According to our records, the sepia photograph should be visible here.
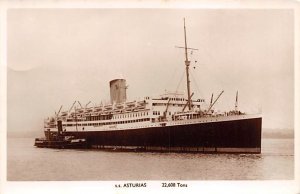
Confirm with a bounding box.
[0,2,298,194]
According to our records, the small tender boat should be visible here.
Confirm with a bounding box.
[34,121,89,149]
[34,135,88,149]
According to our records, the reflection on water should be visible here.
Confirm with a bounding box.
[7,138,293,180]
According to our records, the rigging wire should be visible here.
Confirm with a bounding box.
[163,64,179,93]
[190,68,204,99]
[162,47,186,93]
[175,70,186,94]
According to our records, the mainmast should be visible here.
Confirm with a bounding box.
[184,18,192,111]
[235,90,239,112]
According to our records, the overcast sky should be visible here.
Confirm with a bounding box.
[7,9,294,135]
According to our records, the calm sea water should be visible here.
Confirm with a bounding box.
[7,138,294,181]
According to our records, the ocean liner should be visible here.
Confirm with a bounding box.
[35,19,262,153]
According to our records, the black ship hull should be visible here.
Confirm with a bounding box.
[58,117,262,153]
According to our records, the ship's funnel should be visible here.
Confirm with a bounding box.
[109,79,127,104]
